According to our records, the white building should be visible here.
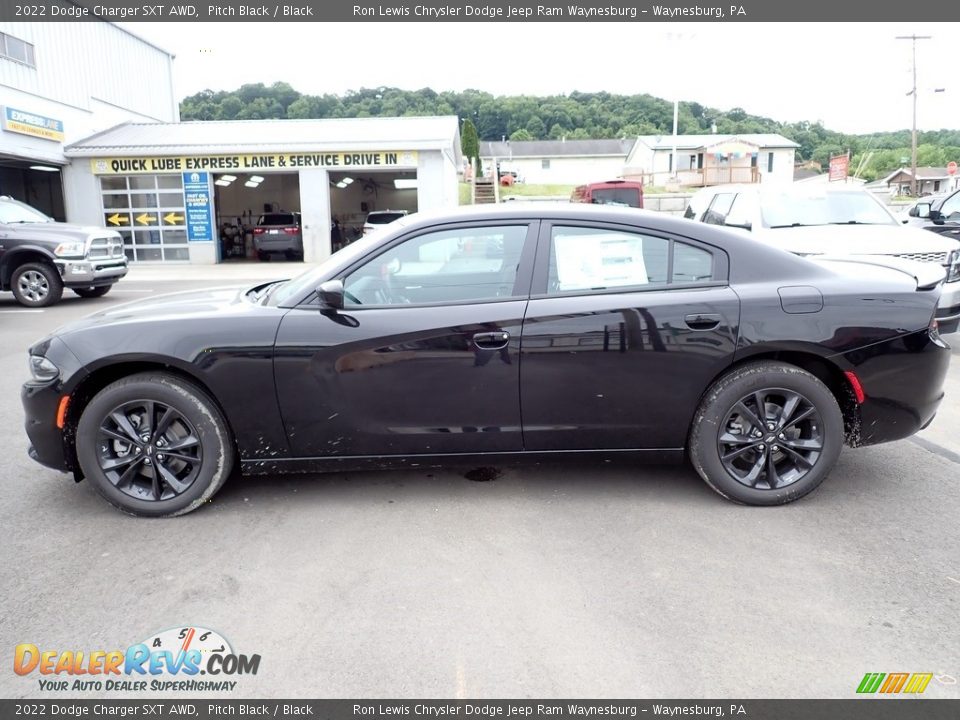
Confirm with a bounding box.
[480,139,636,185]
[0,22,178,219]
[625,134,799,187]
[63,116,462,264]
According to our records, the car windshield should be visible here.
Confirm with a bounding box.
[268,215,413,305]
[0,199,52,223]
[591,188,641,207]
[761,191,896,228]
[258,213,297,226]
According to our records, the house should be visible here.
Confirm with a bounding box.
[479,139,635,185]
[624,134,799,187]
[878,167,959,197]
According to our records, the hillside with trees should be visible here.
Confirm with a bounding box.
[180,83,960,181]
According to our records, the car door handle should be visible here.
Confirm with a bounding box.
[473,331,510,349]
[684,313,721,331]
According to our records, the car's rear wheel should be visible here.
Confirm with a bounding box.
[75,372,234,517]
[11,262,63,308]
[257,251,270,262]
[689,362,843,505]
[73,285,112,298]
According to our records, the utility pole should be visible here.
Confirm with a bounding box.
[896,34,932,197]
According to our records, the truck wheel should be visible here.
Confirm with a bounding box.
[11,262,64,308]
[73,285,112,298]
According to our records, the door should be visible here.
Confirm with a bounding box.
[520,221,740,451]
[274,221,538,458]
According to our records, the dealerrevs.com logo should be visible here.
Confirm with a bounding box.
[14,626,261,692]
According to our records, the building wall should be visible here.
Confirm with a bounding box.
[480,155,626,185]
[0,22,176,171]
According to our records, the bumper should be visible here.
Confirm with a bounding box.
[936,279,960,333]
[56,259,128,287]
[254,235,302,253]
[844,327,951,447]
[22,380,71,473]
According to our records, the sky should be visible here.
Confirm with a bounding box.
[121,22,958,135]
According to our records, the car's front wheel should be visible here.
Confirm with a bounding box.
[73,285,112,298]
[75,372,234,517]
[11,262,64,308]
[689,361,843,505]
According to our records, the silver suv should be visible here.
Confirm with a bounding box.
[684,184,960,333]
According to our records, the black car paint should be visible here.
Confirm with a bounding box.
[22,205,949,480]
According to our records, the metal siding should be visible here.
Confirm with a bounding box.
[0,21,174,121]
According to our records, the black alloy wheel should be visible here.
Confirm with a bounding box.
[76,372,234,517]
[717,388,823,490]
[688,361,843,506]
[96,399,203,502]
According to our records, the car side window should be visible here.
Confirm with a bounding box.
[724,192,756,229]
[703,193,735,225]
[342,225,527,306]
[940,192,960,221]
[547,226,715,294]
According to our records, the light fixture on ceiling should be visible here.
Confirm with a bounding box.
[29,165,60,172]
[335,181,348,189]
[244,180,259,188]
[220,174,237,182]
[394,179,418,190]
[249,175,264,183]
[341,177,354,185]
[214,179,232,187]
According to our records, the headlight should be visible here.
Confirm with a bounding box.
[947,249,960,283]
[28,355,60,382]
[53,241,86,258]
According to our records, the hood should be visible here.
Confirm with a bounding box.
[56,285,255,336]
[10,221,121,244]
[757,224,960,258]
[811,255,946,290]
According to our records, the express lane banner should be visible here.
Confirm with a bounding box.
[90,152,419,175]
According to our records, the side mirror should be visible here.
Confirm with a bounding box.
[915,203,932,219]
[317,279,344,310]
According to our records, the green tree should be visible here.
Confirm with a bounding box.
[509,128,533,141]
[461,118,481,175]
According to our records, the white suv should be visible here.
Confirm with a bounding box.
[684,184,960,333]
[362,209,409,236]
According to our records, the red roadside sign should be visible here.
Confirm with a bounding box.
[948,161,957,175]
[828,153,850,182]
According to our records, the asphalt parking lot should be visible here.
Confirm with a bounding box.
[1,274,959,700]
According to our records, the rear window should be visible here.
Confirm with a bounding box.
[589,188,641,207]
[258,213,298,226]
[367,212,406,225]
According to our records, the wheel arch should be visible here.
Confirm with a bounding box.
[63,360,240,480]
[699,348,861,447]
[1,247,57,288]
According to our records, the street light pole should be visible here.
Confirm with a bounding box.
[896,34,932,197]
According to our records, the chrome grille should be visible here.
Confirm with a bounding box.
[893,251,948,264]
[88,236,124,260]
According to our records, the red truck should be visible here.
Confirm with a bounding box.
[570,179,644,208]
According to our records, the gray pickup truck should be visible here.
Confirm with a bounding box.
[0,196,127,307]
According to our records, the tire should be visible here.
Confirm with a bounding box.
[11,262,64,308]
[75,372,234,517]
[257,251,271,262]
[688,361,843,506]
[73,285,112,299]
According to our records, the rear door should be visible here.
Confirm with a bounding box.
[520,220,740,451]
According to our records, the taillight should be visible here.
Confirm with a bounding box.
[283,227,298,235]
[253,228,265,235]
[844,370,866,404]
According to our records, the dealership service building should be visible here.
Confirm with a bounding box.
[1,22,462,264]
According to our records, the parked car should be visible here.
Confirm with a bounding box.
[253,211,302,261]
[362,209,408,236]
[0,196,127,308]
[900,189,960,240]
[684,184,960,333]
[570,179,644,208]
[22,204,949,516]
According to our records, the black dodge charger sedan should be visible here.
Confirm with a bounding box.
[22,204,951,516]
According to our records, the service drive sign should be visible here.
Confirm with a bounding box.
[828,153,849,182]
